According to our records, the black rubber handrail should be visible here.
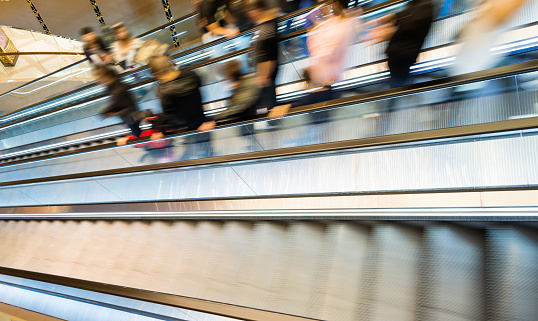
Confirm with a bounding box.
[0,0,407,127]
[0,266,319,321]
[1,59,537,183]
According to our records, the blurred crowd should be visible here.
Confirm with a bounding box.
[78,0,530,151]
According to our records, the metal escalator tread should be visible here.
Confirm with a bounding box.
[0,218,536,321]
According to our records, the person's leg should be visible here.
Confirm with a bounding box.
[387,57,414,112]
[388,58,412,89]
[254,83,278,114]
[246,83,278,148]
[305,88,334,144]
[264,82,279,133]
[309,88,335,125]
[129,120,142,137]
[267,82,277,111]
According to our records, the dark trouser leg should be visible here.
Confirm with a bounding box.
[260,83,278,130]
[388,58,413,89]
[387,57,415,112]
[305,89,335,145]
[256,83,277,113]
[128,121,142,137]
[309,88,335,125]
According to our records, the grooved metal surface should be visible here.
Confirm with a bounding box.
[0,220,537,320]
[2,130,538,206]
[1,55,538,182]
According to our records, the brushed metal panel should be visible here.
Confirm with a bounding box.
[418,226,485,321]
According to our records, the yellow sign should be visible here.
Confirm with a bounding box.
[0,27,18,66]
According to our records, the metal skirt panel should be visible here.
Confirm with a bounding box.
[0,274,239,321]
[1,84,537,183]
[1,132,538,206]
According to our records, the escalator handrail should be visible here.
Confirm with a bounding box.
[0,0,334,115]
[0,52,85,56]
[0,0,407,126]
[0,9,201,102]
[0,266,319,321]
[1,59,537,182]
[137,11,200,39]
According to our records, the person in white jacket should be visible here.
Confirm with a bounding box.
[451,0,529,78]
[111,22,143,71]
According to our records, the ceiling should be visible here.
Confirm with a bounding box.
[0,0,196,40]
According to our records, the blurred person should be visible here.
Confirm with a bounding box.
[80,27,112,65]
[269,0,357,119]
[94,66,144,146]
[268,70,334,145]
[198,0,244,83]
[269,69,332,118]
[111,22,143,71]
[227,0,253,31]
[368,0,434,89]
[246,0,280,115]
[213,59,261,123]
[148,57,215,159]
[451,0,529,78]
[199,0,240,42]
[306,0,357,87]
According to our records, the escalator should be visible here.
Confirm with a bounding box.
[3,0,538,156]
[0,0,406,151]
[0,60,536,187]
[0,203,537,320]
[1,3,538,320]
[0,267,307,321]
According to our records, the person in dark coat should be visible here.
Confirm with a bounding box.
[213,59,261,123]
[94,66,143,145]
[369,0,434,88]
[147,56,215,159]
[80,27,112,65]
